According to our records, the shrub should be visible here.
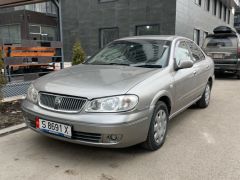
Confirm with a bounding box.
[72,41,86,66]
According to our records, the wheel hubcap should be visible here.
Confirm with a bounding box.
[154,110,167,144]
[205,84,211,105]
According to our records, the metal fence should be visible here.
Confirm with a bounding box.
[1,81,31,98]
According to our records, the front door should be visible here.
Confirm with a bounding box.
[172,41,197,112]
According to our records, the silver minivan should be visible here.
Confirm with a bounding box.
[203,26,240,79]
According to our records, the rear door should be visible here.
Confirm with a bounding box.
[202,35,238,66]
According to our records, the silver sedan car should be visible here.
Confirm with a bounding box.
[22,36,214,150]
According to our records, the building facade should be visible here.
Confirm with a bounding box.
[61,0,237,61]
[176,0,235,46]
[0,1,59,44]
[0,0,237,62]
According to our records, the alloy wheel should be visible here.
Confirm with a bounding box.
[153,110,167,145]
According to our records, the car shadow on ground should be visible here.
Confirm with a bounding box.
[26,107,197,160]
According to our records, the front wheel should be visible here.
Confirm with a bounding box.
[142,101,168,151]
[196,82,211,108]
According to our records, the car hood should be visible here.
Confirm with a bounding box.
[34,64,160,99]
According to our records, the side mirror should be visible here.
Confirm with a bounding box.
[176,60,193,70]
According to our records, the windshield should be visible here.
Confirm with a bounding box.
[85,39,171,68]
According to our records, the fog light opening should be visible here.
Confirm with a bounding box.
[104,134,123,143]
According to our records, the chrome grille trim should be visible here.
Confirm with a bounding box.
[38,92,87,113]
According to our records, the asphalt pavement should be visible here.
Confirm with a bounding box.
[0,76,240,180]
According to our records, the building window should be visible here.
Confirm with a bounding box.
[14,1,57,15]
[99,28,119,48]
[228,9,231,24]
[203,31,208,42]
[0,24,21,44]
[205,0,210,11]
[193,29,200,46]
[136,24,160,36]
[213,0,217,16]
[195,0,202,6]
[223,6,227,22]
[29,24,57,41]
[41,26,57,41]
[219,2,222,19]
[29,24,41,34]
[46,1,57,14]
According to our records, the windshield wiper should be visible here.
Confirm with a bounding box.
[84,63,130,66]
[132,64,162,68]
[104,63,130,66]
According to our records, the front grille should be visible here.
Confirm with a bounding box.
[39,92,87,113]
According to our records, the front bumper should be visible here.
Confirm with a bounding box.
[22,100,151,148]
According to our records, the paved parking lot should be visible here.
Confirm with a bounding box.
[0,77,240,180]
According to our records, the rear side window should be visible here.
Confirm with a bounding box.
[203,37,237,48]
[187,41,205,62]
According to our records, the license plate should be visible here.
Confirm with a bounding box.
[213,54,224,59]
[37,119,72,138]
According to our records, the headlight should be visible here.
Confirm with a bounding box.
[26,84,38,104]
[85,95,139,112]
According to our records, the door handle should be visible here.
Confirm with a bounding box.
[193,71,197,76]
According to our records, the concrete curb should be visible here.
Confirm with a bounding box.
[0,123,27,137]
[1,95,26,103]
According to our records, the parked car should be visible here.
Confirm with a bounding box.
[202,26,240,79]
[22,36,214,151]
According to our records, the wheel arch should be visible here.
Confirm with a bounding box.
[208,76,213,89]
[150,91,173,115]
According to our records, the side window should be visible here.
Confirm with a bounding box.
[175,41,192,65]
[187,41,205,62]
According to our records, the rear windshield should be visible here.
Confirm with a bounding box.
[203,36,237,48]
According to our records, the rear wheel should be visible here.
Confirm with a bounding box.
[197,82,211,108]
[143,101,168,151]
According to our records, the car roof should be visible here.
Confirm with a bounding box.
[117,35,189,42]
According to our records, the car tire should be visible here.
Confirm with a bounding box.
[197,81,211,108]
[142,101,168,151]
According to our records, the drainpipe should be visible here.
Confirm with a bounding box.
[52,0,64,69]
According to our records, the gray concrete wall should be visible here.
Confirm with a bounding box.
[61,0,176,61]
[175,0,235,46]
